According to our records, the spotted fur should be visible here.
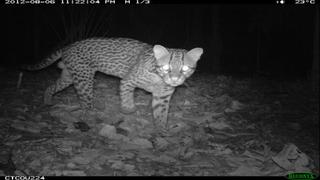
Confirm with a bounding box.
[24,38,203,128]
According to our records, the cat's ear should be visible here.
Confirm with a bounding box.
[153,45,169,59]
[187,48,203,62]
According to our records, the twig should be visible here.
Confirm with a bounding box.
[16,72,23,89]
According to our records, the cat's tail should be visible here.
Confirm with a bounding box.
[21,49,62,71]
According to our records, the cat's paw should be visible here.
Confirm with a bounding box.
[152,126,170,137]
[120,105,137,114]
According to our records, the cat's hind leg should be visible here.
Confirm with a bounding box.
[44,62,73,105]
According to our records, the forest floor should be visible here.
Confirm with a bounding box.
[0,67,319,176]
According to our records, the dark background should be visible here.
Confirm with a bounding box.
[2,4,318,79]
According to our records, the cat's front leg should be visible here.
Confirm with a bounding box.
[152,87,175,129]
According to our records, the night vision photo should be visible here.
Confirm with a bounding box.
[1,3,319,177]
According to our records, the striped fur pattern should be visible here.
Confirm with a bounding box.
[25,38,203,129]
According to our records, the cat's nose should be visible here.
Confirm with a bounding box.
[171,77,178,81]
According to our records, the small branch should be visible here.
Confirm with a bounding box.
[16,72,23,89]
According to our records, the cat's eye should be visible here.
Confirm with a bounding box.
[182,65,190,72]
[162,65,170,71]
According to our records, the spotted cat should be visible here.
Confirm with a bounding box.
[24,38,203,128]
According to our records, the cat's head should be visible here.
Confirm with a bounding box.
[153,45,203,87]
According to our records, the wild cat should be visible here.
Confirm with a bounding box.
[24,38,203,129]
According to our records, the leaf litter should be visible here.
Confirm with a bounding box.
[0,70,318,176]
